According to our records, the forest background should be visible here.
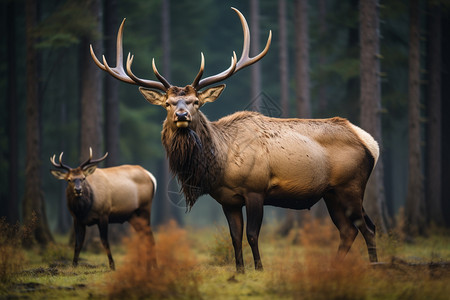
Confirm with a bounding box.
[0,0,449,246]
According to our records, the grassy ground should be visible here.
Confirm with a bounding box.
[1,220,450,299]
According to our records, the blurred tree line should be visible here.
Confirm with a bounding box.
[0,0,449,246]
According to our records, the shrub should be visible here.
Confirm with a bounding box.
[107,220,201,299]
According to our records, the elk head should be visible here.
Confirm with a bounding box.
[90,7,272,130]
[50,148,108,196]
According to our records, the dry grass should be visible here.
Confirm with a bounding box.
[1,216,449,299]
[0,218,27,286]
[267,217,450,300]
[106,220,201,299]
[208,226,237,266]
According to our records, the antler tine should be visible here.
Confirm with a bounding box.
[232,7,272,71]
[80,147,109,169]
[194,7,271,91]
[90,18,169,92]
[88,152,109,165]
[50,152,71,171]
[151,58,172,89]
[80,147,93,169]
[195,52,237,90]
[125,54,168,90]
[191,52,205,87]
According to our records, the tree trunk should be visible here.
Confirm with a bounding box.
[23,0,53,246]
[76,0,103,247]
[317,0,328,113]
[250,0,262,111]
[153,0,182,226]
[104,0,120,167]
[295,0,311,118]
[359,0,389,233]
[80,0,103,161]
[56,101,71,233]
[405,0,426,236]
[6,0,19,224]
[442,3,450,227]
[425,1,444,226]
[278,0,289,117]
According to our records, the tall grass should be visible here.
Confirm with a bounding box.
[208,226,236,266]
[0,218,27,286]
[106,220,201,299]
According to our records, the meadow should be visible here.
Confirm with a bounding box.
[1,218,450,299]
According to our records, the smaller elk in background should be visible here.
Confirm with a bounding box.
[50,148,157,270]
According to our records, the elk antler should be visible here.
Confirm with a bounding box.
[50,152,72,171]
[193,7,272,91]
[90,19,169,91]
[80,147,109,170]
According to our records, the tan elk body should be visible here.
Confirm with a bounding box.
[50,149,156,270]
[91,7,379,272]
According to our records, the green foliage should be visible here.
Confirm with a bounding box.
[320,58,360,82]
[35,0,100,49]
[119,102,163,165]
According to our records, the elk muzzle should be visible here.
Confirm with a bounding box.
[175,111,190,128]
[73,179,83,196]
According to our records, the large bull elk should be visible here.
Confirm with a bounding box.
[91,7,379,272]
[50,148,157,270]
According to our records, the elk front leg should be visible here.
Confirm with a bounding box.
[98,219,115,270]
[73,219,86,267]
[222,204,244,273]
[245,193,264,271]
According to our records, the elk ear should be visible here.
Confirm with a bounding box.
[198,84,226,106]
[51,170,67,180]
[82,165,97,177]
[139,87,166,106]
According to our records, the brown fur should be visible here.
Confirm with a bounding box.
[162,113,222,209]
[153,94,379,272]
[51,163,157,270]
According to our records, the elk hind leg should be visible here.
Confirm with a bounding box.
[324,193,358,262]
[245,193,264,271]
[355,208,377,262]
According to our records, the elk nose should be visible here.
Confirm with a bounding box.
[176,111,189,121]
[74,187,82,195]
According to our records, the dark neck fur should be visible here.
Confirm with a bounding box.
[66,183,93,220]
[162,113,222,210]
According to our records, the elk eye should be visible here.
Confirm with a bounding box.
[67,179,71,182]
[194,100,199,105]
[165,102,170,107]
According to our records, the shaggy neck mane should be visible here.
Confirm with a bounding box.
[67,183,93,220]
[162,113,221,210]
